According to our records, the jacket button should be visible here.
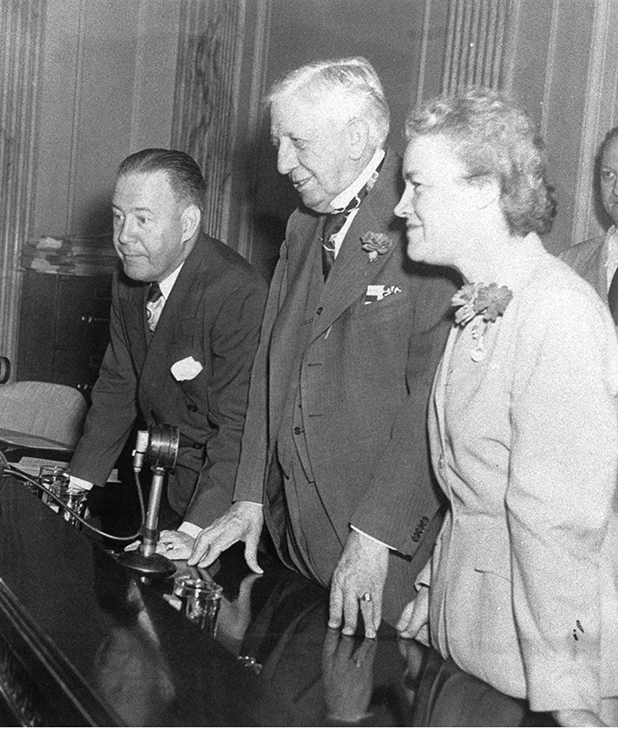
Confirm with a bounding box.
[293,426,303,435]
[187,403,198,412]
[316,307,323,315]
[192,442,202,449]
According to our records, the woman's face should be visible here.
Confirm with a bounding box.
[394,133,483,267]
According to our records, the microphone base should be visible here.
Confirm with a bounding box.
[116,550,176,578]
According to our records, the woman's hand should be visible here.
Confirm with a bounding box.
[552,709,606,726]
[396,585,429,640]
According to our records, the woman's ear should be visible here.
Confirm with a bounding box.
[473,176,501,210]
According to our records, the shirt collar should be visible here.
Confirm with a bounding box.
[328,148,385,212]
[158,262,184,299]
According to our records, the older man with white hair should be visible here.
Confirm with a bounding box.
[161,57,457,637]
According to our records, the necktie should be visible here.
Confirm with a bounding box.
[321,208,350,282]
[146,281,164,332]
[320,159,383,281]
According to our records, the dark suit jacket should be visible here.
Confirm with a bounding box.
[70,233,267,527]
[559,233,609,302]
[234,150,458,609]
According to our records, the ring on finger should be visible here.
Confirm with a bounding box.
[360,592,372,602]
[165,542,174,551]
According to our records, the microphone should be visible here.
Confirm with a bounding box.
[132,429,149,472]
[0,448,8,480]
[117,424,179,577]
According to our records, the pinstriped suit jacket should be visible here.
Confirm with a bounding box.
[234,149,458,619]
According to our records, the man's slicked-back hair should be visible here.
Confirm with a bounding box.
[117,148,206,212]
[266,56,390,147]
[405,87,556,236]
[599,125,618,159]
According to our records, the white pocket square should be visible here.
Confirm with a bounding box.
[171,356,203,381]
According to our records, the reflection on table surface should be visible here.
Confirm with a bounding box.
[0,475,555,726]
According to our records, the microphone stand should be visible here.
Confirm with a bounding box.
[116,424,179,577]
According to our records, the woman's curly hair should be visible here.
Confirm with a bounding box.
[405,87,557,236]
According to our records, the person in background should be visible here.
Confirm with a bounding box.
[560,125,618,327]
[69,148,267,533]
[394,87,618,727]
[160,57,457,638]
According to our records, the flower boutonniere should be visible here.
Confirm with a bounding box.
[361,232,392,262]
[451,282,513,361]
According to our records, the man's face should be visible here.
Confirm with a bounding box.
[112,170,193,282]
[395,134,480,267]
[270,89,360,213]
[600,137,618,227]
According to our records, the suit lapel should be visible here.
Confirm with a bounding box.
[587,240,609,300]
[140,240,208,383]
[270,215,323,355]
[119,277,149,371]
[311,150,403,341]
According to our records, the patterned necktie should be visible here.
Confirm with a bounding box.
[320,160,383,281]
[146,281,164,332]
[608,267,618,325]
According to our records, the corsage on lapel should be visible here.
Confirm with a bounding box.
[171,355,203,381]
[361,232,392,262]
[452,282,513,362]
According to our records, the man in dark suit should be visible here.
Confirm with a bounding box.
[560,125,618,325]
[162,58,456,636]
[69,149,267,533]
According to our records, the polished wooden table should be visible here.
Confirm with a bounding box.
[0,475,555,726]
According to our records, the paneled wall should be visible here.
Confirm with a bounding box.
[3,0,618,372]
[171,0,271,256]
[0,1,45,372]
[5,0,182,373]
[34,0,181,238]
[251,0,618,261]
[507,0,618,253]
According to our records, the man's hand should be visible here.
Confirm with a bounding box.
[217,572,262,655]
[124,529,195,560]
[187,501,264,572]
[322,629,376,723]
[328,530,389,638]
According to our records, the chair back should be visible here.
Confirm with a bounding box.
[0,381,87,449]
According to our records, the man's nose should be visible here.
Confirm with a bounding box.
[277,139,298,175]
[116,219,134,244]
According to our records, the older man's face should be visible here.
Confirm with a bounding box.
[270,89,360,213]
[601,137,618,227]
[112,170,194,282]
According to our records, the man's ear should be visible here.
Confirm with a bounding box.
[181,204,201,241]
[347,117,370,160]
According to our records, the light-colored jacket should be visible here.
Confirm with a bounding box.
[421,233,618,714]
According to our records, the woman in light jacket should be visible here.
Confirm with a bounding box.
[395,87,618,727]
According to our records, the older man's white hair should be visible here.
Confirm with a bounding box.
[266,57,390,148]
